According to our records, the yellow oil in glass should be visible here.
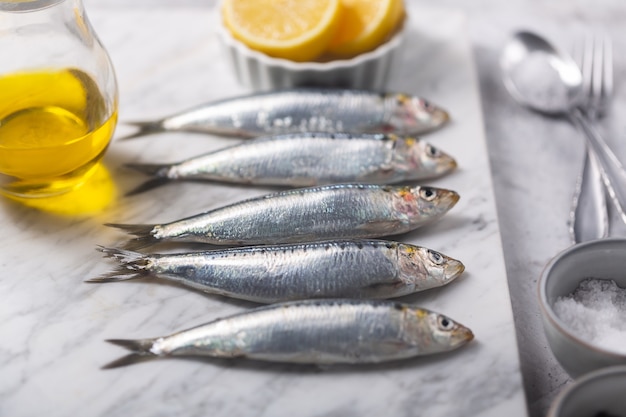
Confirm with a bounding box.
[5,162,117,216]
[0,68,117,198]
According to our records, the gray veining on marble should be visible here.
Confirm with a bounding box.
[0,3,529,417]
[3,0,625,416]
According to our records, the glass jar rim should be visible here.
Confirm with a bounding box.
[0,0,67,12]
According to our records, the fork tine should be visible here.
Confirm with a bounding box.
[571,35,583,68]
[581,32,594,106]
[592,34,602,103]
[602,32,613,106]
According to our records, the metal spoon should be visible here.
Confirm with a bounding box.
[500,30,626,242]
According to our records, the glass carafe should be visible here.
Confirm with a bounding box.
[0,0,118,198]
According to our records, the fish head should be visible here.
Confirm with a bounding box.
[385,94,449,135]
[394,186,459,223]
[404,309,474,353]
[426,311,474,351]
[392,136,457,178]
[397,245,465,289]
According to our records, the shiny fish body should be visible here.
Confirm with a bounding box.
[126,133,457,193]
[107,184,460,250]
[104,299,474,368]
[88,240,465,303]
[124,89,449,139]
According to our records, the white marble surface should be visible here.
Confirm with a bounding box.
[0,3,529,417]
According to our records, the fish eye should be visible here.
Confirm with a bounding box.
[426,144,440,157]
[437,316,454,331]
[419,187,437,201]
[428,250,444,265]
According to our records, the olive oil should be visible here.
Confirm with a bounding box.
[0,68,117,196]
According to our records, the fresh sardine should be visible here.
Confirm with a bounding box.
[126,133,457,195]
[87,240,465,303]
[122,89,449,139]
[106,184,460,250]
[103,299,474,368]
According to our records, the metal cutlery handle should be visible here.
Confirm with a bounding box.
[569,145,608,243]
[569,108,626,225]
[569,32,613,243]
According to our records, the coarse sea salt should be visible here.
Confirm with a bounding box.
[553,278,626,355]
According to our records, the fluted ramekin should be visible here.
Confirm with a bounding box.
[216,14,406,92]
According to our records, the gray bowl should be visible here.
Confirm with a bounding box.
[538,238,626,377]
[547,365,626,417]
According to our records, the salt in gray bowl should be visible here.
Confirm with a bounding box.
[538,238,626,377]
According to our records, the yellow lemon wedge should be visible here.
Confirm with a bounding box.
[327,0,404,58]
[222,0,343,62]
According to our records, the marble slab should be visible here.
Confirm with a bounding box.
[0,4,528,416]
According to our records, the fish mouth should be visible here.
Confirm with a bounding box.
[419,102,450,132]
[395,97,451,134]
[444,259,465,282]
[432,108,450,125]
[439,189,460,209]
[452,326,475,347]
[425,146,457,176]
[437,154,457,175]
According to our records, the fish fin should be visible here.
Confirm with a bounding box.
[118,120,166,140]
[364,279,406,291]
[85,270,145,283]
[124,163,174,196]
[101,353,156,369]
[85,246,150,283]
[120,239,158,251]
[96,245,145,263]
[125,163,172,178]
[358,220,403,234]
[104,223,157,237]
[125,178,171,197]
[102,338,158,369]
[104,223,159,250]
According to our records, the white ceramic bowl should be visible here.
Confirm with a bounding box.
[216,14,405,92]
[547,365,626,417]
[538,238,626,377]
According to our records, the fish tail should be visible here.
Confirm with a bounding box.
[104,223,159,250]
[85,246,150,283]
[125,163,173,196]
[85,268,145,283]
[97,245,145,263]
[126,178,171,196]
[102,338,159,369]
[126,163,172,178]
[118,120,166,140]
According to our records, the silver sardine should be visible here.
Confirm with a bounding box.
[123,89,449,139]
[87,240,465,303]
[106,184,460,250]
[103,299,474,368]
[126,133,457,195]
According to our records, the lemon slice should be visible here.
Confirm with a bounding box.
[327,0,404,58]
[222,0,342,62]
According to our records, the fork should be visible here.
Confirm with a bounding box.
[569,32,613,244]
